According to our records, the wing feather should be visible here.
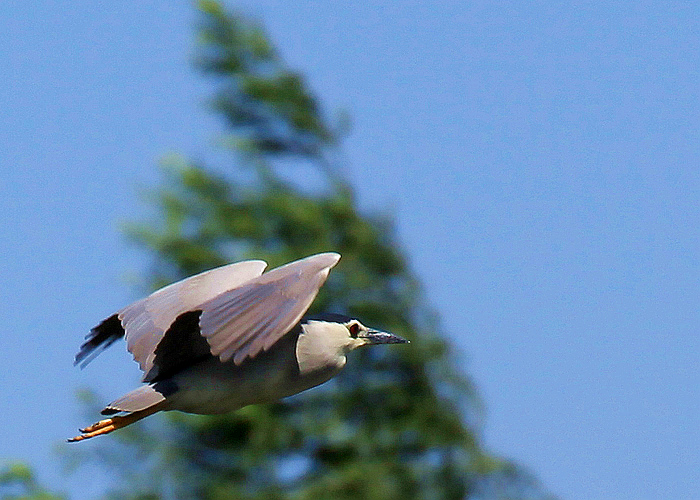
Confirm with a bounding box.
[118,260,267,375]
[199,252,340,365]
[77,253,339,377]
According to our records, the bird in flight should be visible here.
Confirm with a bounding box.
[70,252,408,442]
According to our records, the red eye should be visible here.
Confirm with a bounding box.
[349,323,360,338]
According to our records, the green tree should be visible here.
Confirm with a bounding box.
[0,463,64,500]
[73,2,554,499]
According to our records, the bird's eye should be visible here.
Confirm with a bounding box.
[348,322,360,338]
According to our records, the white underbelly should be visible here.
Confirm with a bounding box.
[165,350,343,415]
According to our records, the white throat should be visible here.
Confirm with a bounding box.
[295,321,351,376]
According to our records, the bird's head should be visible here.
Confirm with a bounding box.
[302,313,409,354]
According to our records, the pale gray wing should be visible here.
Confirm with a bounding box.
[199,252,341,365]
[119,260,267,374]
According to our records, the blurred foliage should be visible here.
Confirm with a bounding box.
[68,2,555,499]
[0,462,64,500]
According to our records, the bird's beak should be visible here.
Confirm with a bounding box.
[362,329,409,345]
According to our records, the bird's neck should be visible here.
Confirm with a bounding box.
[295,322,348,377]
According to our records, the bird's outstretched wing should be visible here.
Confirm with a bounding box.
[200,252,341,365]
[75,259,268,374]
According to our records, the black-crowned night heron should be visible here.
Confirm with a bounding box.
[69,253,408,442]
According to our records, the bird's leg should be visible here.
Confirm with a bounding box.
[68,404,162,442]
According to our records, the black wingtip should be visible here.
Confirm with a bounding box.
[74,314,125,367]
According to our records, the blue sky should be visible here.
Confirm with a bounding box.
[1,1,698,499]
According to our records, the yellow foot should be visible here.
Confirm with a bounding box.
[68,405,162,442]
[67,418,117,442]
